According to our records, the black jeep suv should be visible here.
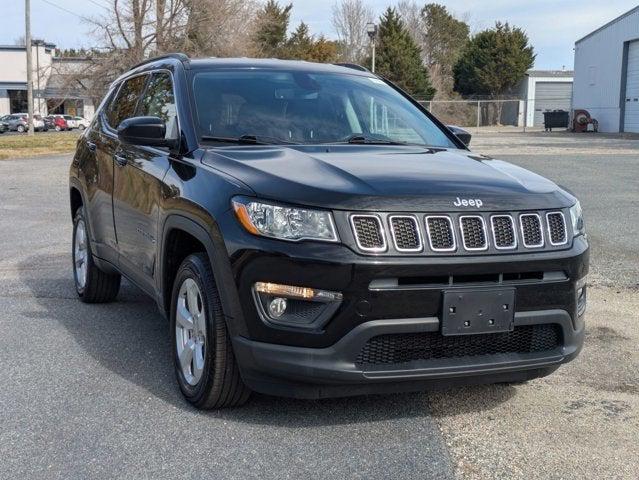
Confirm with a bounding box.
[69,54,588,409]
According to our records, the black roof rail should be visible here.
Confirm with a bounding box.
[130,53,190,70]
[333,62,369,72]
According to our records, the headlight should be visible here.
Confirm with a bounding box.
[569,201,585,237]
[232,197,338,242]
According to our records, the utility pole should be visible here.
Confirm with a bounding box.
[25,0,34,135]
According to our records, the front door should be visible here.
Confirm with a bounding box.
[112,71,178,292]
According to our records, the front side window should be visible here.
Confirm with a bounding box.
[139,72,178,139]
[106,74,147,129]
[192,70,455,148]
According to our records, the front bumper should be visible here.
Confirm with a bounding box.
[232,309,583,398]
[226,224,588,398]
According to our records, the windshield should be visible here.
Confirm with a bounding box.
[192,70,456,148]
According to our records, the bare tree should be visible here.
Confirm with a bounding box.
[331,0,373,63]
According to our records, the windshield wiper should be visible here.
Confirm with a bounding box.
[334,134,407,145]
[201,134,292,145]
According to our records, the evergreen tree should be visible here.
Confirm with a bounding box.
[373,8,435,99]
[285,22,339,63]
[254,0,293,57]
[453,22,535,97]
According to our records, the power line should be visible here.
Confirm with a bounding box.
[37,0,95,23]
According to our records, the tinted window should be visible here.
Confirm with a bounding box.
[139,72,178,139]
[192,70,455,148]
[106,74,147,128]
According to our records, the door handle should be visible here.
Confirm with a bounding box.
[86,141,96,152]
[114,154,128,167]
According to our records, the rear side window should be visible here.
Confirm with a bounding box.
[106,74,147,129]
[139,72,178,139]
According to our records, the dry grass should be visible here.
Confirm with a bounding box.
[0,132,80,160]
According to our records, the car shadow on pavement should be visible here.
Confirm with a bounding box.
[17,253,515,426]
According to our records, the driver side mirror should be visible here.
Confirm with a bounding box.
[117,116,176,149]
[447,125,472,147]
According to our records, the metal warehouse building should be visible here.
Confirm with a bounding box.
[519,70,574,128]
[573,6,639,133]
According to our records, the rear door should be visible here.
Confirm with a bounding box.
[112,71,177,292]
[85,74,148,262]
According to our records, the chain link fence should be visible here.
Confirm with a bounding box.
[417,97,575,131]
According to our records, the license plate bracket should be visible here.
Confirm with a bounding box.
[441,288,515,336]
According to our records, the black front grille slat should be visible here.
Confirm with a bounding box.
[351,215,386,252]
[547,212,567,245]
[491,215,516,249]
[460,216,487,250]
[356,324,562,366]
[520,214,544,248]
[390,216,421,251]
[426,216,455,251]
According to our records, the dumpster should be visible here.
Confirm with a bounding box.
[543,110,569,131]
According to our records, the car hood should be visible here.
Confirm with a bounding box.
[201,145,575,211]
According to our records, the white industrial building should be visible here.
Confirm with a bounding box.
[573,6,639,133]
[0,41,95,118]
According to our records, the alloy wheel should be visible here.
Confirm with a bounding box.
[74,220,88,289]
[175,278,207,386]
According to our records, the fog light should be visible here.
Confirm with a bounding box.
[268,297,287,318]
[252,282,343,330]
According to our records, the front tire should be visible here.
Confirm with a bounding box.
[170,253,250,409]
[72,207,121,303]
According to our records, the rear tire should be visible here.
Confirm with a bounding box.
[72,207,121,303]
[170,253,250,409]
[17,125,25,133]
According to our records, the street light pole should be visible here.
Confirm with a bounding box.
[366,22,377,73]
[25,0,34,135]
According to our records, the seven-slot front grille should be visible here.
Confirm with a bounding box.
[459,216,488,251]
[425,216,456,251]
[349,210,570,255]
[520,213,544,248]
[355,324,563,366]
[491,215,517,249]
[389,216,422,252]
[350,215,386,252]
[546,212,567,245]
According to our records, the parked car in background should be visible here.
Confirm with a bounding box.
[64,115,78,129]
[0,119,8,134]
[43,116,55,130]
[47,115,70,131]
[73,116,90,130]
[12,113,47,132]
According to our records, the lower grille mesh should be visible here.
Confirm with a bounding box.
[356,324,562,366]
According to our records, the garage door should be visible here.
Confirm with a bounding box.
[533,82,573,127]
[623,41,639,133]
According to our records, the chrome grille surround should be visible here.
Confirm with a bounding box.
[490,215,517,250]
[519,213,544,248]
[389,215,422,252]
[459,215,488,251]
[350,214,387,253]
[425,216,456,252]
[546,212,568,246]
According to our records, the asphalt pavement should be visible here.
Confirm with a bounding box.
[0,132,637,479]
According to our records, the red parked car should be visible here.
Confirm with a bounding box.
[46,115,69,131]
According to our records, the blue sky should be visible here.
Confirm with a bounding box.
[3,0,638,69]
